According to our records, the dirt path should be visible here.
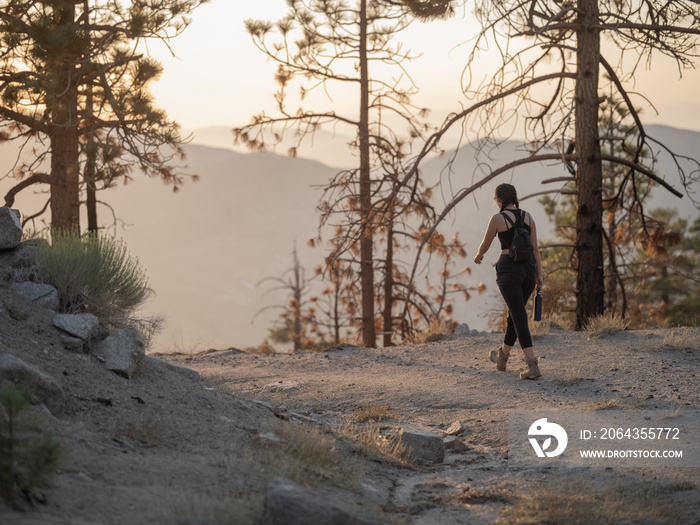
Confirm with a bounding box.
[161,327,700,524]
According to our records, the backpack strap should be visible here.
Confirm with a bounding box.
[501,211,515,228]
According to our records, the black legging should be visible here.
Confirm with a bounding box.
[496,254,537,349]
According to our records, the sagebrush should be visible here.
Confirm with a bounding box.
[35,230,153,327]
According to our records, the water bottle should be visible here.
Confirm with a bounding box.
[533,289,542,321]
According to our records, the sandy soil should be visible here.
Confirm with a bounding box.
[1,293,699,525]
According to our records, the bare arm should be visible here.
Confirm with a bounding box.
[474,214,500,265]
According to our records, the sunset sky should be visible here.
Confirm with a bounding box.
[146,1,700,143]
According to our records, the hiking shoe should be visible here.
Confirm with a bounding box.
[489,347,509,372]
[520,357,542,380]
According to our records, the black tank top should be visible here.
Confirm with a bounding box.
[498,209,531,250]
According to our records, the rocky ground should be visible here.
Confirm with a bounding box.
[1,273,699,525]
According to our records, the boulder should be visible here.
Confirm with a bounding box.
[0,207,22,250]
[399,429,445,463]
[91,328,145,379]
[10,282,59,311]
[53,313,104,342]
[262,478,360,525]
[453,323,471,337]
[0,353,64,416]
[444,420,466,436]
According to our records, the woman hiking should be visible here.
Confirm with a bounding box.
[473,183,543,379]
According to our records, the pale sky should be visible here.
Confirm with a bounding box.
[147,1,700,139]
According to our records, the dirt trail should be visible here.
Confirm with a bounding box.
[162,327,700,524]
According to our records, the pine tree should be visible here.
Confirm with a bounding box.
[235,0,442,347]
[0,0,207,231]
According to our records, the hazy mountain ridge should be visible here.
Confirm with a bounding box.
[0,125,697,350]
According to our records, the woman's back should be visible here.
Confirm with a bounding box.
[497,209,532,250]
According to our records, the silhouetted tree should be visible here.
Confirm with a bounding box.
[0,0,206,231]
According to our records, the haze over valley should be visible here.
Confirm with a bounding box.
[1,124,698,350]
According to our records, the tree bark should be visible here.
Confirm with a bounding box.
[359,0,376,347]
[49,1,81,231]
[574,0,605,329]
[383,209,394,347]
[85,87,98,234]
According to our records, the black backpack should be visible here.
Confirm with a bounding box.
[502,209,533,262]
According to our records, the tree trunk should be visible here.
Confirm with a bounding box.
[85,88,98,234]
[359,0,376,347]
[574,0,605,329]
[383,209,394,347]
[292,247,303,352]
[49,1,81,232]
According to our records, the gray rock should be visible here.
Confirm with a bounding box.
[444,435,469,453]
[53,313,105,342]
[262,478,361,525]
[453,323,470,336]
[0,207,22,250]
[444,420,466,436]
[91,328,145,379]
[60,334,87,353]
[251,399,275,412]
[400,429,445,463]
[10,282,59,311]
[256,432,286,445]
[470,329,480,336]
[0,353,64,416]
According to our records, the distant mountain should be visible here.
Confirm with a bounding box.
[0,125,697,350]
[189,125,358,170]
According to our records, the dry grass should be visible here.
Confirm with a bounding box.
[337,423,412,467]
[552,366,586,385]
[501,478,684,524]
[257,423,363,489]
[587,395,620,410]
[529,313,567,337]
[404,318,453,345]
[584,312,630,339]
[660,327,700,351]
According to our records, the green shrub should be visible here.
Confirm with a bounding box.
[0,384,61,506]
[35,229,152,326]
